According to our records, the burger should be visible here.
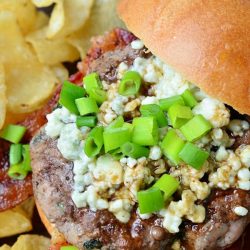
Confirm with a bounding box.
[31,0,250,249]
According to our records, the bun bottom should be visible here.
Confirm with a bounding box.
[36,201,66,246]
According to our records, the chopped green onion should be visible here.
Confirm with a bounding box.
[8,163,28,180]
[9,144,22,165]
[181,90,197,108]
[118,71,141,96]
[132,117,158,146]
[179,142,209,169]
[137,187,164,214]
[76,116,97,128]
[22,144,32,172]
[140,104,167,127]
[153,174,179,200]
[106,116,124,130]
[0,125,26,144]
[110,148,124,160]
[161,129,185,165]
[180,115,212,142]
[84,126,104,157]
[122,122,133,133]
[83,72,102,94]
[59,81,86,114]
[88,88,107,104]
[159,95,184,111]
[60,246,79,250]
[75,97,98,116]
[121,142,149,159]
[168,104,193,128]
[103,127,131,152]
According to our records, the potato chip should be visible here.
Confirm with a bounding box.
[0,245,11,250]
[0,0,37,35]
[51,0,94,38]
[67,0,125,58]
[0,11,34,64]
[51,64,69,83]
[5,61,58,113]
[11,235,50,250]
[46,0,65,38]
[0,64,6,129]
[32,0,56,7]
[26,27,79,65]
[0,207,32,238]
[19,197,35,220]
[32,11,49,31]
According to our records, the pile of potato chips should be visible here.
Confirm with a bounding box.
[0,235,50,250]
[0,0,124,129]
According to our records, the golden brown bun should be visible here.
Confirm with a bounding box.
[36,202,66,245]
[118,0,250,115]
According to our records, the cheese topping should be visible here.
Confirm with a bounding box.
[45,40,250,233]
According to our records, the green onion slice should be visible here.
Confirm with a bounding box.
[103,127,131,152]
[140,104,167,127]
[83,72,102,94]
[122,122,134,133]
[118,71,141,96]
[168,104,193,128]
[75,97,98,116]
[179,142,209,169]
[22,144,32,172]
[159,95,184,111]
[84,126,104,157]
[161,129,185,165]
[181,89,197,108]
[110,148,124,160]
[9,144,22,165]
[76,116,97,128]
[59,81,86,114]
[0,124,26,144]
[180,115,212,142]
[137,187,164,214]
[88,88,107,105]
[106,116,124,130]
[132,117,158,146]
[153,174,179,200]
[121,142,149,159]
[8,163,28,180]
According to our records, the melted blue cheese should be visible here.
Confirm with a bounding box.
[44,40,250,232]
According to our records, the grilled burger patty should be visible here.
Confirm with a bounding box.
[31,29,250,249]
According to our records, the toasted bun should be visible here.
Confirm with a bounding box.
[118,0,250,115]
[36,202,66,245]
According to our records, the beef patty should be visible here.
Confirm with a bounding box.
[31,130,174,250]
[31,29,250,250]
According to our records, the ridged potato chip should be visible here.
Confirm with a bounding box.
[46,0,64,38]
[0,245,11,250]
[0,0,37,35]
[26,27,79,65]
[32,11,49,31]
[67,0,125,58]
[0,208,32,238]
[51,64,69,83]
[5,61,58,113]
[0,64,6,129]
[51,0,94,38]
[32,0,56,7]
[0,11,34,64]
[11,235,50,250]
